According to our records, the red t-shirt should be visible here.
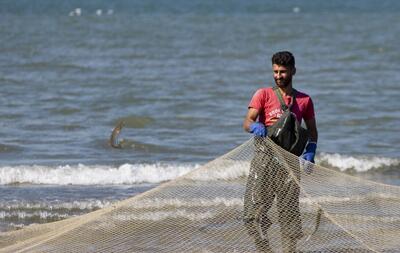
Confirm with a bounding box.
[248,87,315,127]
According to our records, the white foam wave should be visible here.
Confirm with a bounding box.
[318,153,399,172]
[132,197,243,210]
[0,199,112,211]
[114,198,242,222]
[0,163,199,185]
[130,194,400,211]
[0,200,116,225]
[301,192,400,205]
[114,210,216,222]
[186,160,250,181]
[1,153,397,185]
[0,210,71,220]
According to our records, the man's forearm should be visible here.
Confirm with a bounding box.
[309,128,318,143]
[243,118,255,133]
[243,108,260,133]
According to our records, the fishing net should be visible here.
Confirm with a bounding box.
[1,137,399,252]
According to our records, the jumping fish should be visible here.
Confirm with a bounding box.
[109,121,124,148]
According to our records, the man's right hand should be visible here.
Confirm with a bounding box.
[249,122,267,137]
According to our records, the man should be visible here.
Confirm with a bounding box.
[243,51,318,252]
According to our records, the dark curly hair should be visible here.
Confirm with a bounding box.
[271,51,295,69]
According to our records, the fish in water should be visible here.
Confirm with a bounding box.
[110,121,124,148]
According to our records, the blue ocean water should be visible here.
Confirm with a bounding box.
[0,0,399,232]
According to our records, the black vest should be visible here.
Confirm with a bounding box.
[267,87,309,156]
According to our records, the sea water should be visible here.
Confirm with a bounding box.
[0,0,399,232]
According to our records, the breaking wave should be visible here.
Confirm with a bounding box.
[318,153,400,172]
[0,163,199,185]
[0,153,398,186]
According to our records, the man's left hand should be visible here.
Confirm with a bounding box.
[302,142,317,163]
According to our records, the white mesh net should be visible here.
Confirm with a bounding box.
[1,138,399,252]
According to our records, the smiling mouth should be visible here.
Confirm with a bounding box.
[275,79,287,86]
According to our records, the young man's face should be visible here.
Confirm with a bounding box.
[272,64,295,88]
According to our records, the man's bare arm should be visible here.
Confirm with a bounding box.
[243,108,260,133]
[304,118,318,143]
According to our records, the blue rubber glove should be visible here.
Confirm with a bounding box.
[302,142,317,163]
[249,122,267,137]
